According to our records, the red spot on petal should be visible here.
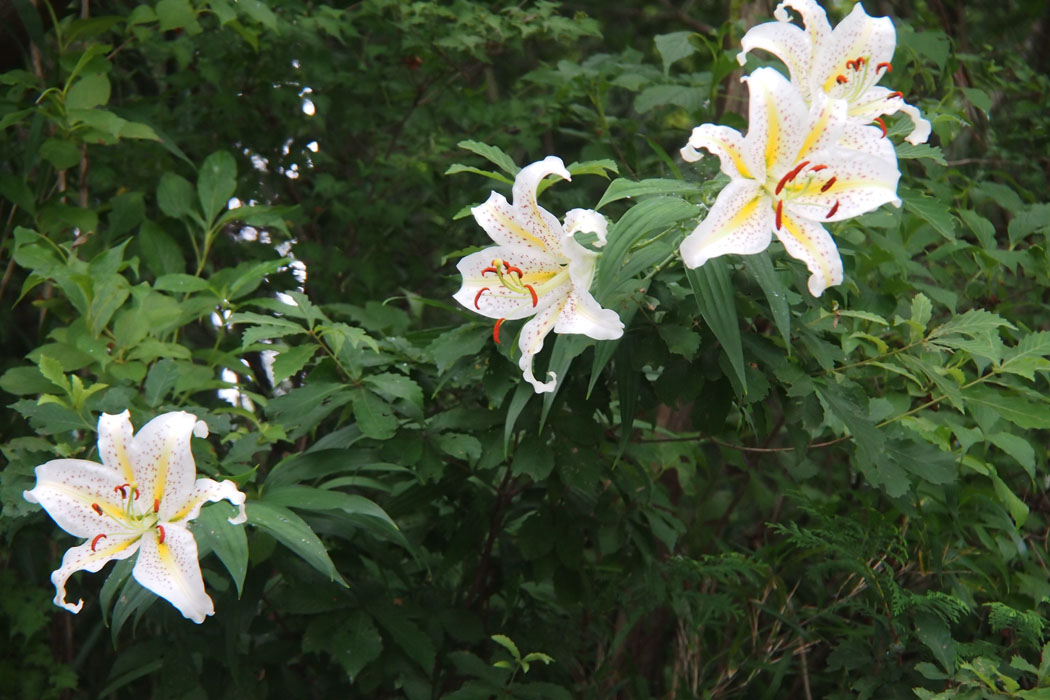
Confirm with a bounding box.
[92,503,103,516]
[826,200,840,219]
[524,284,538,307]
[775,200,783,230]
[493,318,505,345]
[821,176,837,193]
[91,534,107,552]
[157,525,165,545]
[473,287,489,309]
[875,117,887,137]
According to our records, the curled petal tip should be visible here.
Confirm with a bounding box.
[193,420,209,439]
[736,50,748,66]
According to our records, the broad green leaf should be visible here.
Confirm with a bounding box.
[457,140,519,177]
[156,0,201,33]
[303,612,382,681]
[363,373,423,412]
[745,253,791,347]
[595,178,700,210]
[429,324,491,373]
[435,432,482,465]
[66,72,110,110]
[444,164,513,185]
[929,309,1014,340]
[654,31,696,73]
[511,439,554,480]
[263,485,406,547]
[986,432,1036,477]
[999,331,1050,380]
[157,172,198,221]
[351,388,398,439]
[964,386,1050,430]
[490,634,521,660]
[191,502,248,596]
[913,610,955,673]
[271,344,317,384]
[153,273,211,292]
[247,501,347,586]
[370,603,437,673]
[686,260,746,391]
[40,138,81,169]
[197,151,237,225]
[901,187,955,240]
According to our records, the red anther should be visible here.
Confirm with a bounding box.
[855,56,866,67]
[524,284,538,307]
[503,263,524,278]
[92,503,103,516]
[876,62,892,73]
[153,499,160,514]
[157,526,166,545]
[775,200,783,230]
[809,164,828,172]
[775,160,810,195]
[887,91,904,99]
[875,117,887,137]
[836,75,848,85]
[473,287,489,310]
[114,483,129,498]
[493,318,506,345]
[91,534,107,552]
[481,266,499,277]
[133,487,139,500]
[826,200,841,218]
[821,176,837,193]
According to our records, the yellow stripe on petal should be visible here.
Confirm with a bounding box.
[151,436,174,508]
[764,97,781,171]
[489,205,547,252]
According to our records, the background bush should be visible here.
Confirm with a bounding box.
[2,0,1050,698]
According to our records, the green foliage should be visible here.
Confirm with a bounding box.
[1,0,1049,698]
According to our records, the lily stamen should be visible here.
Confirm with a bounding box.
[473,287,489,309]
[775,200,784,230]
[877,62,892,73]
[826,200,841,218]
[92,503,103,516]
[524,284,538,307]
[875,117,887,137]
[91,534,107,552]
[836,75,847,84]
[153,499,160,514]
[157,525,166,545]
[493,318,506,345]
[821,177,837,192]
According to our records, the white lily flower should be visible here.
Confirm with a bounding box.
[737,0,931,145]
[453,156,624,393]
[23,410,247,624]
[680,67,901,296]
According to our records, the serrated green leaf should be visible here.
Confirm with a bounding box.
[964,386,1050,430]
[271,344,317,384]
[901,187,956,240]
[654,31,696,73]
[363,373,423,411]
[929,308,1014,340]
[987,432,1036,477]
[351,388,398,439]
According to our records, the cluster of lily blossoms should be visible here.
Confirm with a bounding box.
[454,0,929,392]
[680,0,930,296]
[24,411,246,623]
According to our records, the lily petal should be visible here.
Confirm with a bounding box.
[133,523,214,624]
[98,411,135,484]
[24,459,133,538]
[737,20,815,102]
[681,123,760,181]
[746,67,811,175]
[774,210,844,296]
[813,3,895,96]
[552,288,625,341]
[563,208,609,247]
[774,0,832,47]
[680,180,773,269]
[472,191,560,254]
[453,246,566,321]
[50,534,142,613]
[517,296,570,393]
[787,147,901,220]
[129,411,205,521]
[170,478,247,525]
[850,87,931,145]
